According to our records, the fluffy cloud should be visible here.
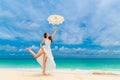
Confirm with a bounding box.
[0,44,39,53]
[0,45,17,52]
[0,44,120,58]
[0,0,120,46]
[19,45,39,52]
[87,0,120,46]
[51,46,120,58]
[53,46,120,54]
[0,9,14,18]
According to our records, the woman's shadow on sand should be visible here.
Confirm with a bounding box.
[22,72,53,77]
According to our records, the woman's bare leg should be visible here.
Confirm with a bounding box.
[26,48,47,74]
[42,54,47,75]
[26,48,44,58]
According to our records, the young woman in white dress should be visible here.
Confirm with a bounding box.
[26,27,58,75]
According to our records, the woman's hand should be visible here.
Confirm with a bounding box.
[54,26,58,31]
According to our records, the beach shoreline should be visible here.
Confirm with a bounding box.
[0,68,120,74]
[0,68,120,80]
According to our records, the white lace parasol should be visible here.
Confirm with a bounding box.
[48,15,64,25]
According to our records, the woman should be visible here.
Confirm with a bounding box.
[26,27,58,75]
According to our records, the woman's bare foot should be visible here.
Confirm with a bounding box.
[26,48,31,52]
[42,72,46,75]
[42,70,46,75]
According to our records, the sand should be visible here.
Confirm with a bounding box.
[0,69,120,80]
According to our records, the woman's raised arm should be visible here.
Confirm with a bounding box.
[51,27,58,38]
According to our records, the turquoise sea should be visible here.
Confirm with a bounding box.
[0,58,120,71]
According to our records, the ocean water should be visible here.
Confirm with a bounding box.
[0,58,120,71]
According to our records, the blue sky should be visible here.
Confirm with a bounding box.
[0,0,120,58]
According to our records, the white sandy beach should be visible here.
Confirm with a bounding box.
[0,69,120,80]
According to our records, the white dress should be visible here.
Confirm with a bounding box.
[36,39,56,72]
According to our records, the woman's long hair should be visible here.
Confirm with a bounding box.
[44,32,53,43]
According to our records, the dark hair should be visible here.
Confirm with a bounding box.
[44,32,47,38]
[44,32,53,43]
[49,36,53,43]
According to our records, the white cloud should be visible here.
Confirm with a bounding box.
[18,48,25,52]
[52,46,120,55]
[54,46,58,50]
[0,0,120,46]
[59,46,69,51]
[29,45,39,50]
[15,21,40,29]
[59,26,84,44]
[0,10,14,18]
[53,46,84,53]
[0,44,119,58]
[18,45,39,52]
[85,0,120,46]
[30,23,40,28]
[0,45,17,52]
[0,27,15,39]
